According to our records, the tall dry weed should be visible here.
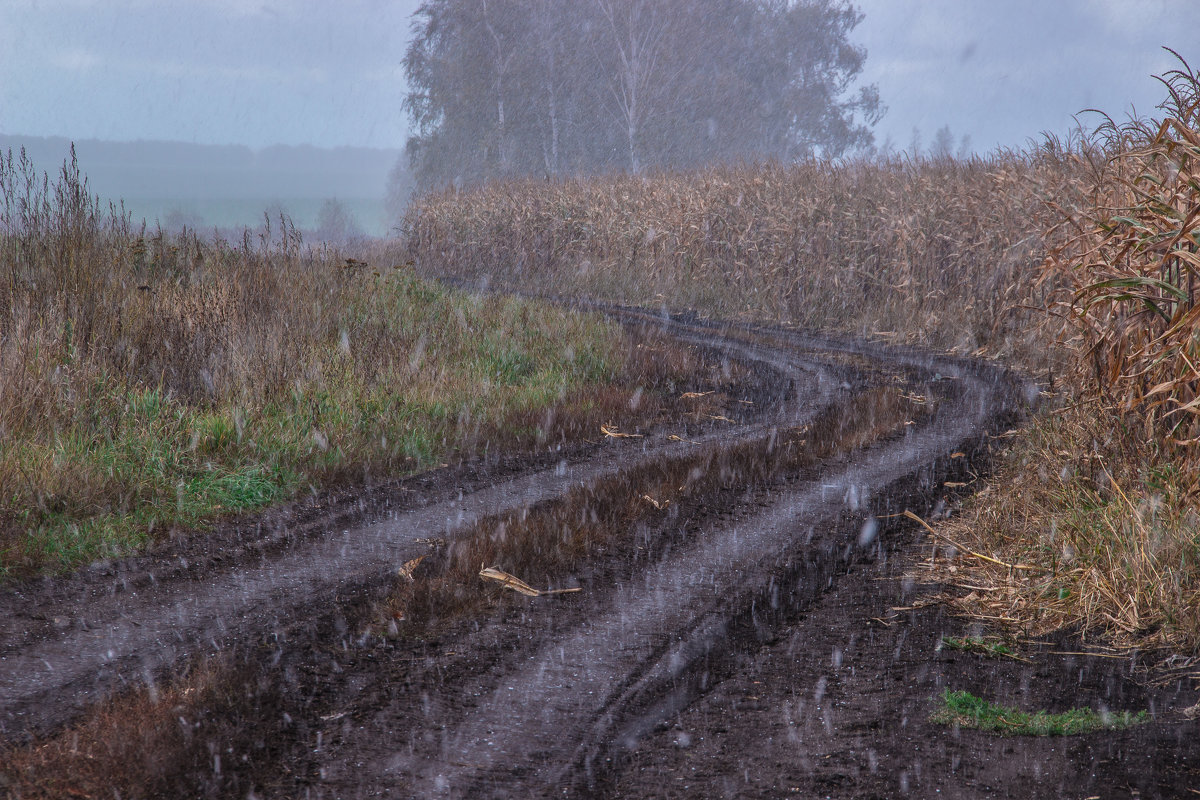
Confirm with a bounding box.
[0,147,625,574]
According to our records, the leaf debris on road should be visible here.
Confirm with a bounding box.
[601,425,643,438]
[479,566,582,597]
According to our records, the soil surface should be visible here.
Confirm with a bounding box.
[2,308,1198,799]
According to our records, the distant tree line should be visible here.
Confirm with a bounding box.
[895,125,972,161]
[402,0,882,189]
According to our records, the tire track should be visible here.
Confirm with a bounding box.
[307,314,1031,798]
[0,313,852,743]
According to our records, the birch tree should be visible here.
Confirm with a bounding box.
[403,0,883,187]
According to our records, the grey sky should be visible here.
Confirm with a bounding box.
[3,0,1198,153]
[855,0,1198,154]
[2,0,418,149]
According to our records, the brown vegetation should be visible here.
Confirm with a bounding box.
[400,56,1200,656]
[1048,53,1200,454]
[401,152,1079,367]
[0,147,626,575]
[927,398,1200,652]
[930,55,1200,654]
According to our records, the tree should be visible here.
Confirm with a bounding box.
[931,125,955,159]
[955,133,972,160]
[907,126,922,159]
[403,0,882,188]
[314,198,365,244]
[749,0,882,159]
[385,157,415,226]
[162,205,206,236]
[591,0,688,173]
[528,0,572,175]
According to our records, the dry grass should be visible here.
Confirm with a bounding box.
[0,147,627,576]
[401,153,1081,369]
[920,399,1200,653]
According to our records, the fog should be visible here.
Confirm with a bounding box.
[2,0,1198,230]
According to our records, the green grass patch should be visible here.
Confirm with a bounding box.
[931,690,1148,736]
[0,265,626,577]
[939,636,1017,659]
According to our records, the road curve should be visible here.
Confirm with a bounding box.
[0,312,824,738]
[0,310,1032,797]
[349,314,1032,798]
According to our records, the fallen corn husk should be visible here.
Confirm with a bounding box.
[478,566,582,597]
[398,555,426,580]
[601,425,643,438]
[903,510,1039,572]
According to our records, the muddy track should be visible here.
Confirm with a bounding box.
[0,310,867,740]
[334,314,1032,799]
[9,309,1194,798]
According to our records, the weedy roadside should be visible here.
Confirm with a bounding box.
[0,148,634,577]
[918,55,1200,659]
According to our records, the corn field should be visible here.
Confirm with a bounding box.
[1050,52,1200,462]
[402,152,1082,367]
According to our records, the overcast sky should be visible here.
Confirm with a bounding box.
[2,0,1198,154]
[856,0,1196,154]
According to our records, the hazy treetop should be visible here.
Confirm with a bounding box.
[2,0,1197,155]
[404,0,883,188]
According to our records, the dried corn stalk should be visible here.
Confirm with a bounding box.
[1050,51,1200,454]
[478,566,582,597]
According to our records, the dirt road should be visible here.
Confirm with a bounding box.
[2,310,1197,798]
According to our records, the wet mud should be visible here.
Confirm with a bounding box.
[2,310,1197,799]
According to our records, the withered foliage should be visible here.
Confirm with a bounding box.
[1050,52,1200,460]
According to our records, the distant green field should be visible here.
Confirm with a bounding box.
[114,196,392,238]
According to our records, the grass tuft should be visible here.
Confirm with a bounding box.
[939,636,1017,659]
[931,689,1147,736]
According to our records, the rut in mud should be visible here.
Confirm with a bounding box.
[3,309,1198,799]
